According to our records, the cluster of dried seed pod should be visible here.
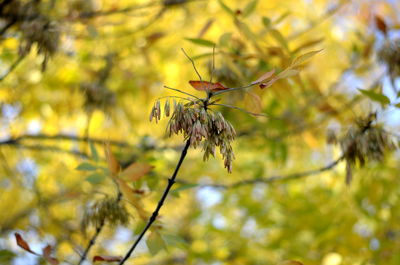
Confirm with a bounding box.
[81,197,129,231]
[338,116,397,184]
[1,0,60,70]
[81,82,116,112]
[378,39,400,78]
[150,99,236,172]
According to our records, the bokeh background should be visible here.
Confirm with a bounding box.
[1,0,400,264]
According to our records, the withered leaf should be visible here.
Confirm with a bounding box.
[120,162,153,182]
[104,143,120,177]
[375,15,387,35]
[42,245,59,265]
[251,69,276,85]
[189,81,228,92]
[14,233,37,255]
[93,255,123,262]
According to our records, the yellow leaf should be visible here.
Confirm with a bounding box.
[292,49,323,66]
[245,92,262,113]
[120,163,153,182]
[277,68,299,79]
[251,69,276,85]
[116,178,149,220]
[104,143,120,177]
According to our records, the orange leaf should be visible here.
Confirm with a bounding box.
[14,233,37,255]
[120,163,153,182]
[251,69,275,85]
[189,81,228,92]
[104,143,120,177]
[93,255,123,262]
[42,245,59,265]
[115,178,149,220]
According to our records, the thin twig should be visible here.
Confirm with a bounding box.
[119,140,191,264]
[181,48,202,82]
[212,83,257,96]
[0,55,24,82]
[210,103,267,117]
[0,134,132,148]
[164,85,201,100]
[78,192,123,265]
[209,45,215,84]
[77,2,159,19]
[175,155,343,189]
[177,119,376,189]
[287,2,345,40]
[77,221,105,265]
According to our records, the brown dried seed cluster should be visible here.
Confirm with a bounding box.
[2,0,60,70]
[338,118,397,184]
[81,82,116,112]
[150,100,236,172]
[82,198,129,230]
[378,39,400,78]
[340,125,395,166]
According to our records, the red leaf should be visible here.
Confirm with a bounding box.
[375,15,387,35]
[93,255,123,262]
[14,233,37,255]
[251,69,275,85]
[42,245,59,265]
[189,81,228,92]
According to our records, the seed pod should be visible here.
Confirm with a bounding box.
[164,100,170,117]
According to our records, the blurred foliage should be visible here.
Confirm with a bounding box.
[1,0,400,264]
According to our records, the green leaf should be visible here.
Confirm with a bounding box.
[85,172,104,184]
[270,29,289,51]
[89,141,99,162]
[234,19,256,42]
[262,17,271,28]
[76,162,97,171]
[397,91,400,98]
[219,32,232,47]
[185,38,216,48]
[394,103,400,108]
[192,53,214,60]
[275,11,291,24]
[172,184,198,193]
[146,231,166,256]
[358,88,390,105]
[243,0,258,17]
[0,249,16,263]
[292,49,323,66]
[162,234,187,248]
[218,0,234,15]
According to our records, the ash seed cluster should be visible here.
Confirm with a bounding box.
[82,197,128,230]
[150,100,236,172]
[340,125,395,166]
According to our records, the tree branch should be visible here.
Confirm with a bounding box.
[0,55,24,82]
[178,118,377,189]
[77,192,123,265]
[119,140,191,264]
[177,155,344,189]
[0,134,133,148]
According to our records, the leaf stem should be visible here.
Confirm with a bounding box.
[77,192,123,265]
[118,140,191,264]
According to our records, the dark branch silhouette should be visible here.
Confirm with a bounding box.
[119,140,191,264]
